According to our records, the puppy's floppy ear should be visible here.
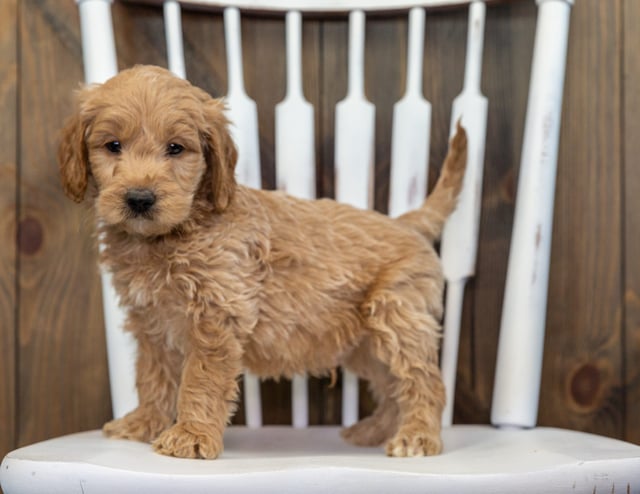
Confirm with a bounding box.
[201,98,238,213]
[58,95,90,203]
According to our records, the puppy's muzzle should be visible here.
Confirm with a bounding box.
[125,188,156,216]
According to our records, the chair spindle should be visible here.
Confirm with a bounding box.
[440,0,488,427]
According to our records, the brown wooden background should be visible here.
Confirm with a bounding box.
[1,0,639,466]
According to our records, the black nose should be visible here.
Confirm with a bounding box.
[125,188,156,215]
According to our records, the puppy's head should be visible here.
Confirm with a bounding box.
[58,65,237,236]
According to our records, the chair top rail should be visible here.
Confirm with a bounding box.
[119,0,505,15]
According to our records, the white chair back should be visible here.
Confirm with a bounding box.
[7,2,640,493]
[76,0,573,431]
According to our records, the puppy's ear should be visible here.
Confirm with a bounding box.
[58,101,90,203]
[201,98,238,212]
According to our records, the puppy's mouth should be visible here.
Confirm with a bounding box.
[120,210,173,237]
[123,207,155,221]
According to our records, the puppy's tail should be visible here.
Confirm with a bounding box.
[396,122,468,243]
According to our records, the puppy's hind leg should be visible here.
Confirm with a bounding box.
[341,396,398,447]
[341,347,399,447]
[362,269,446,457]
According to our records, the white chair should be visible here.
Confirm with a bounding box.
[2,0,640,493]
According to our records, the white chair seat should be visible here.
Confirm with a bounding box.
[2,425,639,493]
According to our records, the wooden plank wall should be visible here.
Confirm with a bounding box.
[0,0,17,467]
[623,0,640,446]
[541,0,624,439]
[17,0,112,456]
[1,0,639,466]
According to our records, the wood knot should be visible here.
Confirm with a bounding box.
[18,217,44,255]
[568,362,602,410]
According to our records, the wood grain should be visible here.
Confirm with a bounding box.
[623,0,640,445]
[539,0,624,439]
[243,14,285,191]
[7,0,639,445]
[318,17,347,201]
[367,15,404,214]
[18,0,111,446]
[0,0,17,463]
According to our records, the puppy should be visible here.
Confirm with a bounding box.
[58,65,467,459]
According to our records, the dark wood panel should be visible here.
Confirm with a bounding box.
[318,18,347,201]
[8,0,638,445]
[18,0,111,445]
[0,0,17,462]
[113,2,168,70]
[539,0,624,439]
[623,0,640,445]
[367,15,404,214]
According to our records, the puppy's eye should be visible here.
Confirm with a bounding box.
[167,143,184,156]
[105,141,122,154]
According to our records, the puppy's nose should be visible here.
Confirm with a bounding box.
[125,188,156,215]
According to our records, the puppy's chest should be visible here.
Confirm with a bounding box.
[107,238,262,321]
[114,257,209,310]
[121,267,173,309]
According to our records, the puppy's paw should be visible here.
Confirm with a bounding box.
[341,416,391,447]
[103,407,172,443]
[153,421,222,459]
[385,429,442,457]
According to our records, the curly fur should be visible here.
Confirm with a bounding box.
[58,65,468,459]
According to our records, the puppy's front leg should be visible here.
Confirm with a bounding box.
[103,320,181,443]
[153,322,243,459]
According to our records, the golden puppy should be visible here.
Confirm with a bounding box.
[58,65,467,459]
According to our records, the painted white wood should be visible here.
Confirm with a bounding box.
[222,7,264,427]
[149,0,495,13]
[291,375,309,428]
[77,0,118,84]
[77,0,139,421]
[224,7,262,190]
[491,0,573,429]
[334,11,375,211]
[275,11,315,199]
[334,9,375,428]
[439,0,488,427]
[341,371,359,427]
[3,426,639,494]
[242,371,263,428]
[388,7,431,218]
[440,278,465,424]
[273,10,315,428]
[99,280,138,420]
[163,1,186,79]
